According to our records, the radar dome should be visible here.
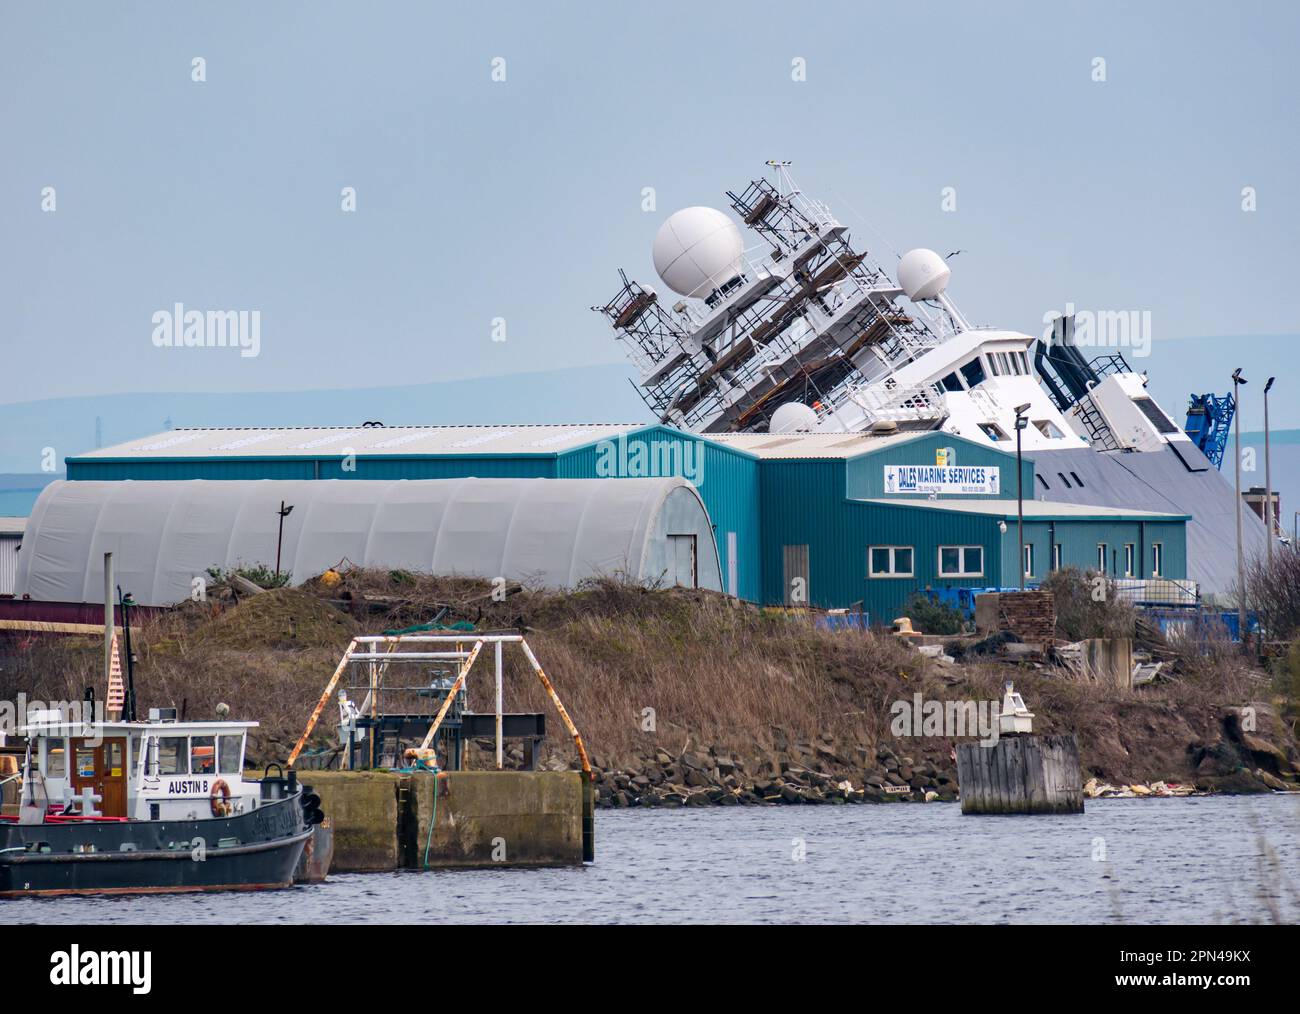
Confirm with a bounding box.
[897,248,951,301]
[652,207,744,299]
[769,402,819,434]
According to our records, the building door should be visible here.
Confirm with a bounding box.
[783,544,809,606]
[668,534,697,588]
[69,737,128,818]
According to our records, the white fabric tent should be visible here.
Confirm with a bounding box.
[15,478,722,605]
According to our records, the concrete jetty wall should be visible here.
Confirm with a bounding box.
[295,769,587,872]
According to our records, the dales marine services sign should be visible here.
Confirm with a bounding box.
[883,464,1000,495]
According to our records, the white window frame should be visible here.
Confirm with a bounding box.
[1023,543,1035,578]
[1124,543,1135,577]
[1097,543,1107,572]
[937,545,984,578]
[1151,542,1163,577]
[869,545,915,578]
[1052,543,1062,570]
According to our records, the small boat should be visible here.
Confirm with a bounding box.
[0,707,321,897]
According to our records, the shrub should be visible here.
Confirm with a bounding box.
[1041,566,1136,641]
[1246,550,1300,640]
[902,593,966,635]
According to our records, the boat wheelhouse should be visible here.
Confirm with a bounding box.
[1,707,320,897]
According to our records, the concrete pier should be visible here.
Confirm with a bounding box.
[295,769,589,872]
[956,734,1084,815]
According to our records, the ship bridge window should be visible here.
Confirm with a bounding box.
[1070,471,1085,486]
[979,423,1008,441]
[1133,396,1179,434]
[157,736,186,775]
[941,372,963,392]
[191,736,215,775]
[1057,472,1073,488]
[1034,420,1064,439]
[1036,473,1050,490]
[960,358,986,387]
[218,734,244,775]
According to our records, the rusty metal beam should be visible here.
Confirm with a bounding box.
[519,637,592,777]
[287,638,358,768]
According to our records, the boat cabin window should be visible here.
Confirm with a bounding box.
[43,737,66,777]
[157,736,186,775]
[940,371,963,392]
[191,736,216,775]
[218,734,244,775]
[959,358,986,388]
[979,423,1008,441]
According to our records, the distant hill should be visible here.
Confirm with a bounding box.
[0,363,646,474]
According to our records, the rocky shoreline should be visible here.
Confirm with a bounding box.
[538,704,1300,809]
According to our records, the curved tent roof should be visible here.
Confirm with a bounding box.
[16,478,721,606]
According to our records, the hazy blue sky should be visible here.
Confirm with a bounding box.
[2,1,1297,425]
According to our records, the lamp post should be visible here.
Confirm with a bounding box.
[1014,403,1030,591]
[1231,369,1247,643]
[275,501,295,580]
[1264,376,1275,561]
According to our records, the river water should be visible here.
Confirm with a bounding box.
[9,796,1299,924]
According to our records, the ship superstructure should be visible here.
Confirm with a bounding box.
[594,163,1271,595]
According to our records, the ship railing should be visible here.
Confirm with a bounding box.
[842,380,948,425]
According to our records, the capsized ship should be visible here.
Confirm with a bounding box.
[0,707,321,897]
[594,163,1269,596]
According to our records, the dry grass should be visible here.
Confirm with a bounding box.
[1,567,1292,783]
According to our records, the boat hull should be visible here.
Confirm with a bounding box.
[0,793,311,898]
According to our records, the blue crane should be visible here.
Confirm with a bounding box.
[1184,392,1235,469]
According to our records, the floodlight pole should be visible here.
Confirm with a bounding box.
[1231,369,1247,645]
[1264,377,1275,562]
[1015,406,1029,591]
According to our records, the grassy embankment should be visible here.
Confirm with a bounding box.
[5,569,1297,802]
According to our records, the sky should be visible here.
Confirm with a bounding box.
[2,0,1297,430]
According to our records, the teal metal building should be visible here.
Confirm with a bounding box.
[67,423,1190,622]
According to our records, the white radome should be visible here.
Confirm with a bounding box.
[769,402,819,434]
[652,207,744,299]
[897,248,951,301]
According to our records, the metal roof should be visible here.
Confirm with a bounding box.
[0,517,26,536]
[1023,445,1267,594]
[71,424,651,460]
[863,498,1190,521]
[706,430,930,459]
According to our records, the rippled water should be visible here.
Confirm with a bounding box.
[9,796,1299,924]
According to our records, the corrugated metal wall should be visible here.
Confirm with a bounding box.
[845,431,1036,500]
[0,538,19,595]
[1012,518,1189,581]
[759,459,1006,620]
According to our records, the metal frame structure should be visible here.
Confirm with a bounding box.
[287,633,591,776]
[594,163,947,433]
